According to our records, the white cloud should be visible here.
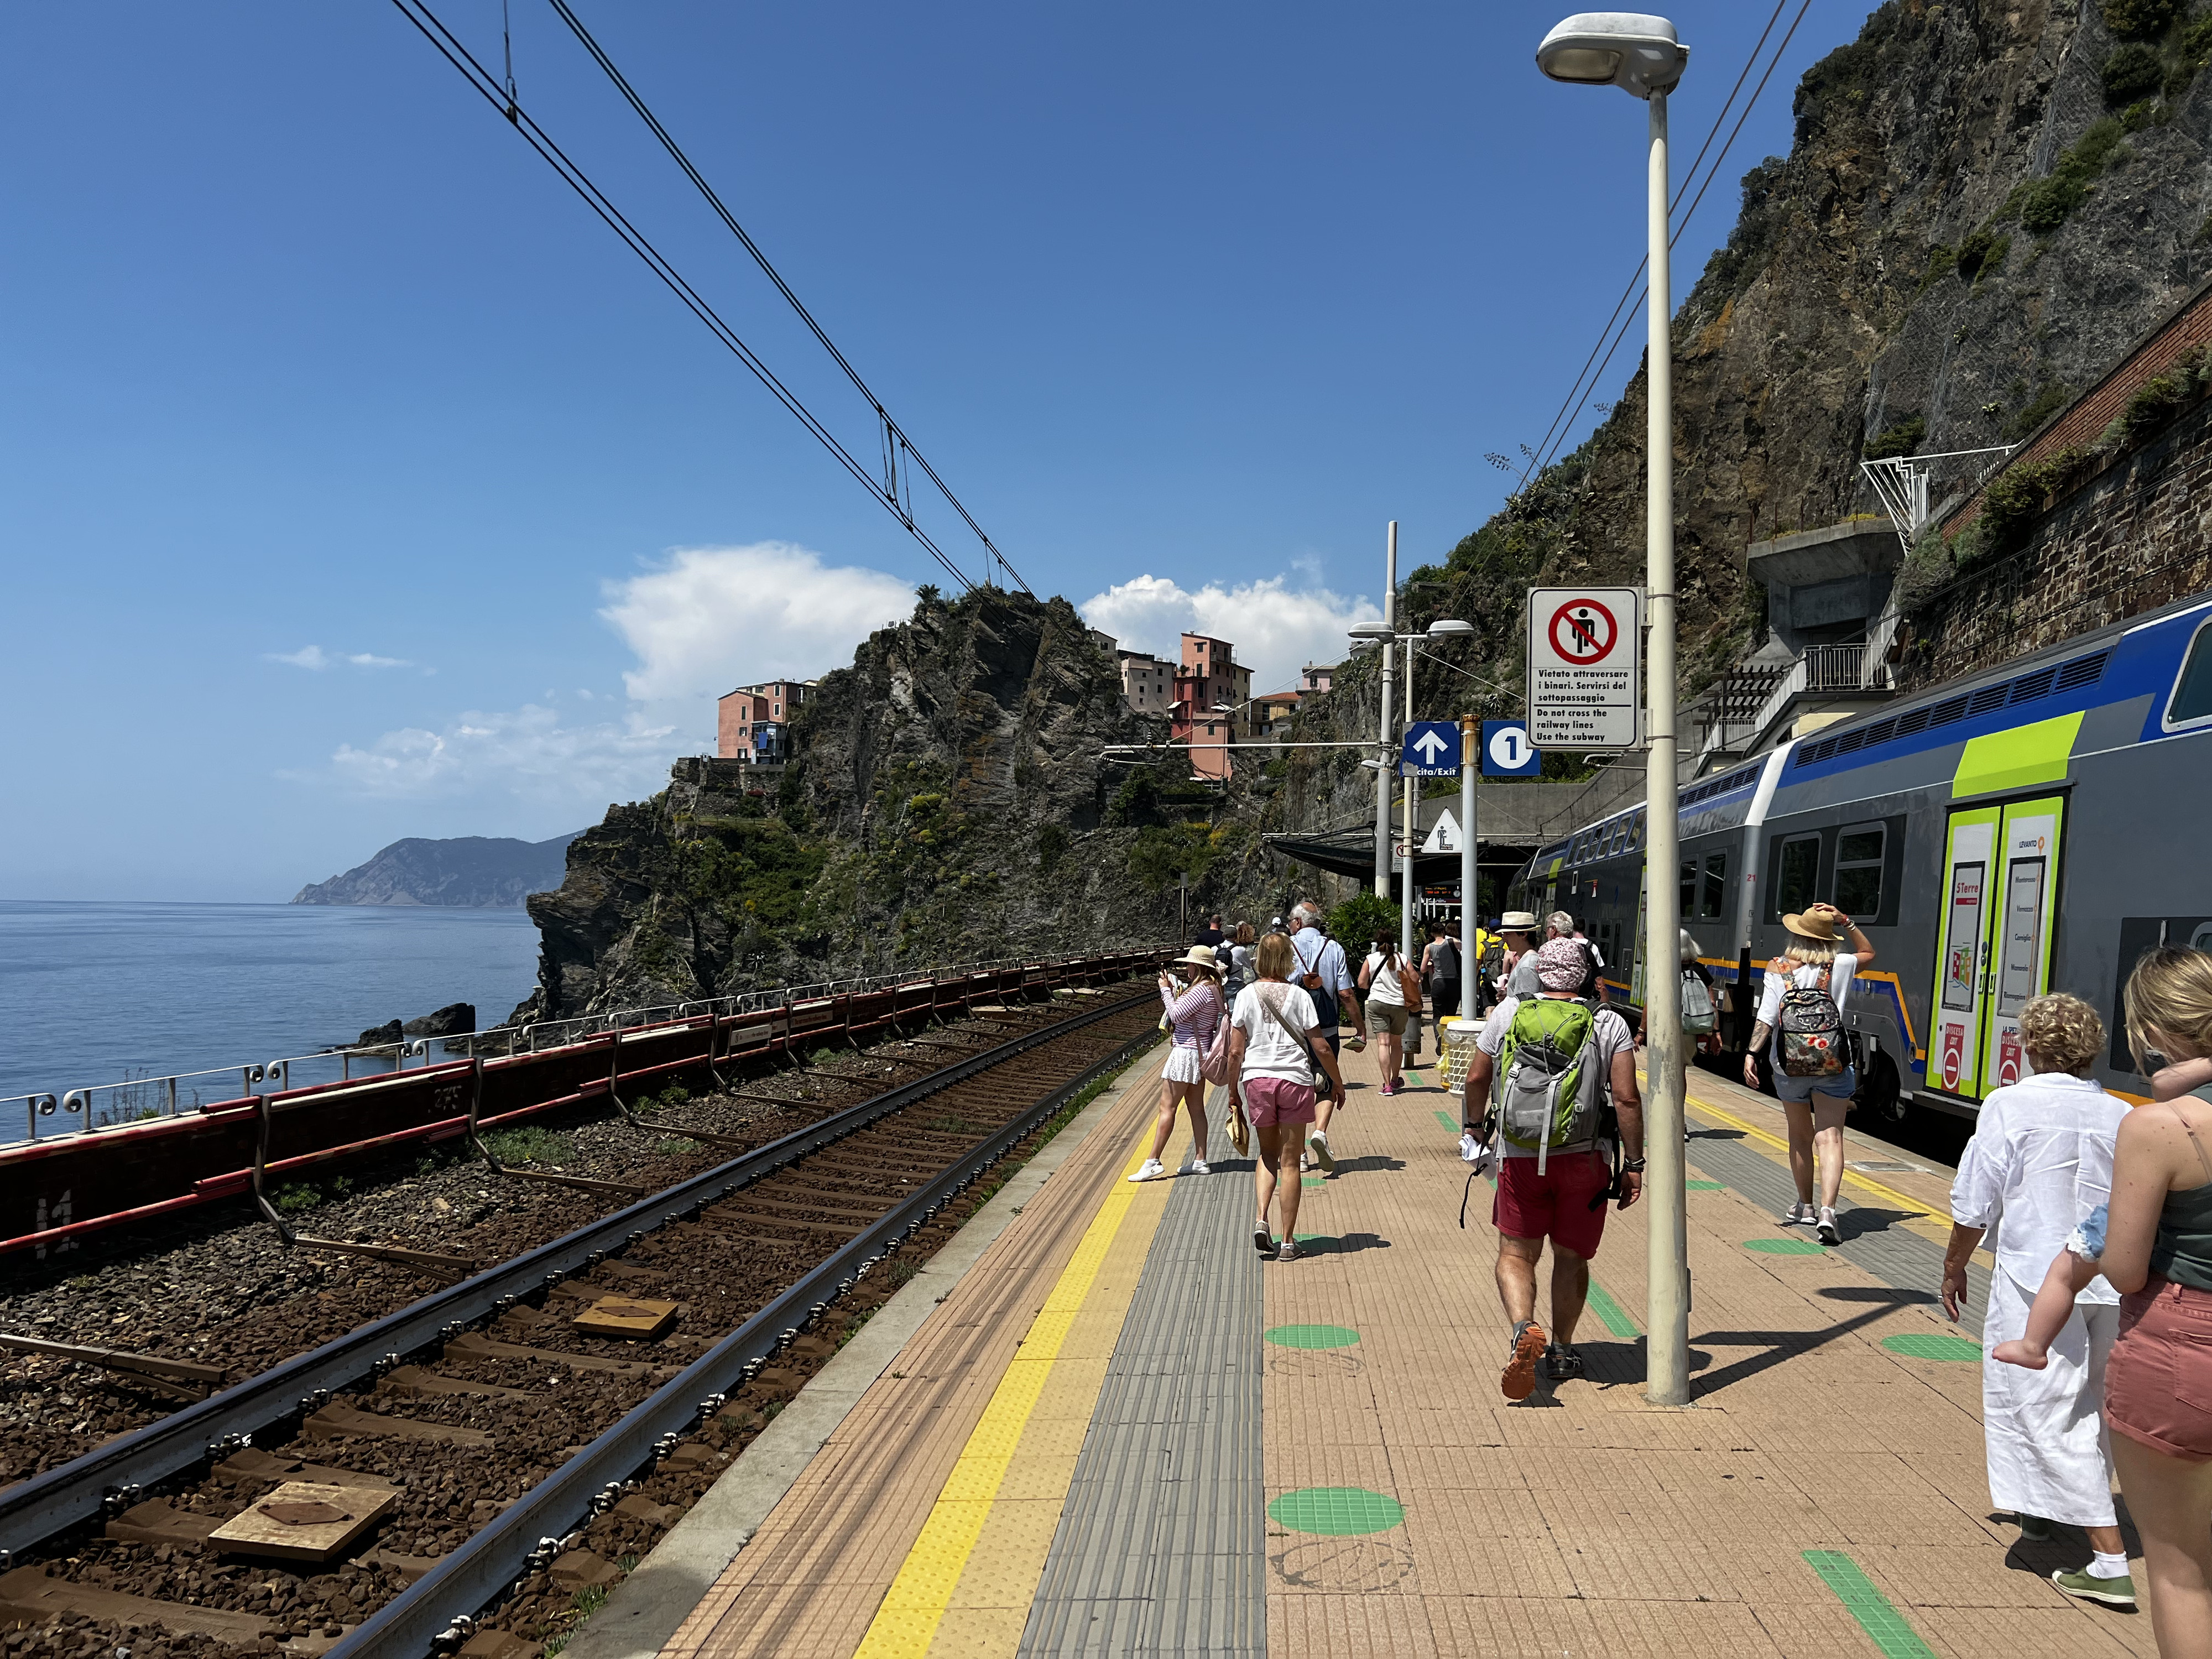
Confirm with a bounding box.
[1079,573,1382,696]
[318,704,681,805]
[267,645,413,670]
[601,541,916,706]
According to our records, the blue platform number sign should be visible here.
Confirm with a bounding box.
[1400,720,1461,777]
[1481,719,1541,778]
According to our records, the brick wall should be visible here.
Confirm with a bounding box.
[1944,268,2212,537]
[1900,390,2212,688]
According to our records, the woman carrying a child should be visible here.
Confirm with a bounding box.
[1941,993,2131,1606]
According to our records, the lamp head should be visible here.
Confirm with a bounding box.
[1536,12,1688,98]
[1426,619,1476,637]
[1347,622,1393,641]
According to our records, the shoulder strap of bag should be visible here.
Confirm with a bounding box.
[1256,985,1321,1078]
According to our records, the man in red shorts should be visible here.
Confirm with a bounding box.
[1462,937,1644,1397]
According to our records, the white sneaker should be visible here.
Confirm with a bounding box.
[1129,1159,1164,1182]
[1817,1206,1841,1246]
[1779,1201,1815,1227]
[1307,1131,1336,1173]
[1188,1157,1211,1175]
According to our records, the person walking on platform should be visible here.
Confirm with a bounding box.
[1227,931,1347,1261]
[1497,911,1540,1001]
[2092,949,2212,1650]
[1939,993,2132,1604]
[1470,918,1506,1015]
[1194,913,1226,951]
[1423,922,1462,1021]
[1288,902,1359,1172]
[1224,922,1258,999]
[1462,937,1644,1396]
[1359,929,1417,1095]
[1131,945,1223,1182]
[1744,902,1874,1246]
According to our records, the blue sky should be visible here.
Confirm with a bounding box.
[3,1,1866,900]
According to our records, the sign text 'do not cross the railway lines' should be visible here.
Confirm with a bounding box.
[1526,587,1642,751]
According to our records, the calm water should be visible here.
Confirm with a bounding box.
[0,902,544,1109]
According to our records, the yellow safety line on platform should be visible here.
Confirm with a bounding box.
[852,1122,1159,1659]
[1677,1083,1975,1256]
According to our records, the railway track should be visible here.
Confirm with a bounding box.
[0,982,1165,1658]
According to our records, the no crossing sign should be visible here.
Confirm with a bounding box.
[1526,586,1642,750]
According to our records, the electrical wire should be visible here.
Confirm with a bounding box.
[389,0,980,593]
[1515,0,1808,487]
[543,0,1030,596]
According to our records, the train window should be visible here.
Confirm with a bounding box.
[1701,851,1729,919]
[1679,861,1697,920]
[2165,617,2212,733]
[1775,834,1820,920]
[1835,824,1885,917]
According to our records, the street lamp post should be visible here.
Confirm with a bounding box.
[1353,619,1475,967]
[1537,11,1692,1408]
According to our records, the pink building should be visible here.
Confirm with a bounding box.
[716,679,816,762]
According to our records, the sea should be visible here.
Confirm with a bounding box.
[0,901,544,1117]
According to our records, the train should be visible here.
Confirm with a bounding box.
[1505,586,2212,1124]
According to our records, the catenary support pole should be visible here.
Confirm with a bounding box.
[1401,637,1418,969]
[1643,87,1689,1408]
[1460,715,1479,991]
[1374,522,1397,898]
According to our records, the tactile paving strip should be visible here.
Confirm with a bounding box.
[1018,1164,1265,1656]
[1683,1129,1993,1337]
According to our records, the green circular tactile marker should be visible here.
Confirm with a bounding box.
[1883,1333,1983,1361]
[1292,1233,1338,1251]
[1266,1323,1360,1349]
[1745,1236,1824,1255]
[1302,1175,1326,1188]
[1267,1486,1405,1535]
[1686,1179,1725,1191]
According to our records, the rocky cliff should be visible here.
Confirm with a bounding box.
[514,592,1224,1020]
[1383,0,2212,718]
[292,833,581,907]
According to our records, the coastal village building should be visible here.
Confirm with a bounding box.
[1171,632,1250,780]
[1301,664,1333,693]
[1117,650,1175,715]
[716,679,816,763]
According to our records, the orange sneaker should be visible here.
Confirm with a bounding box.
[1501,1319,1548,1401]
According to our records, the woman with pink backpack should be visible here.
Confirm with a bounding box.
[1131,945,1228,1182]
[1743,902,1876,1246]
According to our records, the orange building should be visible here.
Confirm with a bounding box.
[1170,633,1250,779]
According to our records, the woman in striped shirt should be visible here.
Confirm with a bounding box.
[1131,945,1224,1182]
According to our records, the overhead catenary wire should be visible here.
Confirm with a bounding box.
[543,0,1030,596]
[388,0,983,594]
[1515,0,1811,488]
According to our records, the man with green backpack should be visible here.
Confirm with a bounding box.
[1460,937,1645,1398]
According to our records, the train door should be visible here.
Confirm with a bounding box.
[1929,795,2067,1101]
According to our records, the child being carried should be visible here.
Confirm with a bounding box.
[1995,1052,2212,1369]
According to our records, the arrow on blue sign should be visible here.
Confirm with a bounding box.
[1400,720,1461,775]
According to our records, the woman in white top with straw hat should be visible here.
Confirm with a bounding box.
[1744,901,1875,1245]
[1131,944,1223,1182]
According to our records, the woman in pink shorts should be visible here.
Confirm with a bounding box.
[2099,947,2212,1654]
[1226,932,1346,1262]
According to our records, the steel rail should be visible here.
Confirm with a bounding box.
[0,987,1152,1569]
[336,1005,1161,1658]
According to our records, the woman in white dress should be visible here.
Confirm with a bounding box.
[1939,993,2130,1587]
[1130,945,1222,1182]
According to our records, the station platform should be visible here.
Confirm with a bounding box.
[571,1027,2155,1659]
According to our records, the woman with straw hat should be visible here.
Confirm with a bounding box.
[1744,901,1875,1245]
[1131,945,1224,1182]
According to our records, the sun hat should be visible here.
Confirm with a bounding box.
[1782,910,1842,942]
[1535,937,1588,992]
[1173,944,1221,973]
[1500,910,1539,932]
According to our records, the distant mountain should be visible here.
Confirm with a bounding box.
[291,833,583,907]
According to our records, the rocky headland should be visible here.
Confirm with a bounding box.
[293,833,582,907]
